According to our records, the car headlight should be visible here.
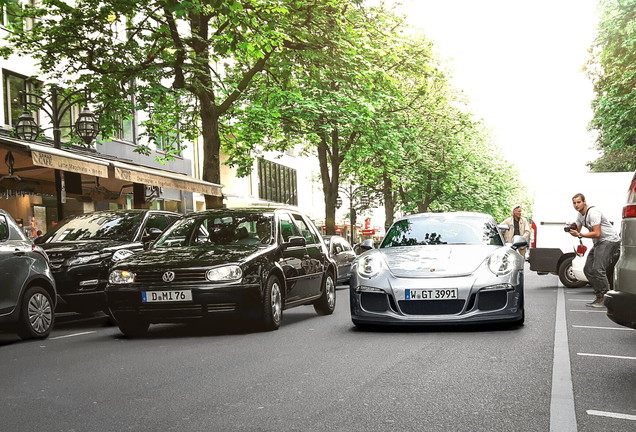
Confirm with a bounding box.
[66,253,104,266]
[488,249,515,276]
[357,254,383,278]
[109,270,135,284]
[206,265,243,281]
[112,249,135,262]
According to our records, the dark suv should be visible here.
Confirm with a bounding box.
[0,209,57,339]
[36,209,180,313]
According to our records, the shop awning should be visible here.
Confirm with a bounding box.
[110,160,222,196]
[27,142,110,178]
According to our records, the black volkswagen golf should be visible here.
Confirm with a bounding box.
[105,208,338,336]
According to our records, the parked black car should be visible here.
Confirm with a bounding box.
[105,207,338,336]
[0,209,57,339]
[323,235,357,283]
[35,209,180,314]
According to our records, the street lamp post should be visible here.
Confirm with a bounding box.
[14,86,99,222]
[336,184,369,246]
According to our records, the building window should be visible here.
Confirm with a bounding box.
[258,158,297,206]
[1,0,26,32]
[3,70,40,127]
[156,132,182,156]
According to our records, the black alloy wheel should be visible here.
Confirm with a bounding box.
[313,272,336,315]
[262,276,283,331]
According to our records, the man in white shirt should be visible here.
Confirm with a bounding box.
[569,193,620,308]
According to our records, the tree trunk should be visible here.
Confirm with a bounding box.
[317,133,340,234]
[200,100,224,209]
[382,172,395,231]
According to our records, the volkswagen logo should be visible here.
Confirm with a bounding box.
[162,271,175,282]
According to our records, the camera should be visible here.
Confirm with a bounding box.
[564,223,577,232]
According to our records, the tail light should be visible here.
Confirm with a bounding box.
[576,244,588,256]
[623,177,636,218]
[531,220,537,248]
[32,244,50,263]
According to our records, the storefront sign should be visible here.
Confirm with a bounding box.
[114,166,221,196]
[32,151,109,178]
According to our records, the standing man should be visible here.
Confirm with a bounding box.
[568,193,620,308]
[501,204,532,259]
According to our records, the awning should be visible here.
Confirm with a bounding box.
[110,160,222,196]
[28,142,110,178]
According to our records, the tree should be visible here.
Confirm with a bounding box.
[2,0,353,208]
[224,1,405,233]
[586,0,636,172]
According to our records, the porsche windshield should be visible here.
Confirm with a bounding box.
[381,215,504,247]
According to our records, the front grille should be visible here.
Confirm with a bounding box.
[134,269,209,285]
[398,299,465,315]
[360,292,389,312]
[477,290,507,311]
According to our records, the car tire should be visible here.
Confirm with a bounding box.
[116,318,149,338]
[16,286,55,340]
[558,257,587,288]
[313,272,336,315]
[262,276,283,331]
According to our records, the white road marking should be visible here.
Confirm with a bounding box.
[550,286,577,432]
[572,325,634,331]
[50,331,96,340]
[569,309,606,313]
[587,410,636,421]
[578,353,636,361]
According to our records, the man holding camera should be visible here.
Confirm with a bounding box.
[568,193,620,308]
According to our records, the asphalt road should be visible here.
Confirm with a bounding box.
[1,267,634,432]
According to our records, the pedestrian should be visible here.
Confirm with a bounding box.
[501,204,532,259]
[568,193,620,308]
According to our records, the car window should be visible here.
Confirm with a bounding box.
[155,213,273,247]
[0,216,9,241]
[293,214,319,245]
[42,212,145,242]
[279,213,299,242]
[341,240,353,251]
[145,214,174,232]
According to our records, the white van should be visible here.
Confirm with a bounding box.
[528,172,632,287]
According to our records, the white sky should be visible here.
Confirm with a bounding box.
[397,0,602,197]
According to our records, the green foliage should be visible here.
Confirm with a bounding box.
[587,0,636,169]
[3,0,528,219]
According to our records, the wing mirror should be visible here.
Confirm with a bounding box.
[283,236,306,248]
[511,235,528,250]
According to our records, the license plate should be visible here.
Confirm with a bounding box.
[405,288,458,300]
[142,290,193,303]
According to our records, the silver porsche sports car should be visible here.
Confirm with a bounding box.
[349,212,527,328]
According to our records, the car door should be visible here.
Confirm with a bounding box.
[278,212,311,302]
[0,214,31,315]
[292,213,326,297]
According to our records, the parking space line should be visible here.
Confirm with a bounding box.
[550,286,577,431]
[572,325,634,331]
[569,309,607,313]
[50,331,96,340]
[577,353,636,361]
[587,410,636,421]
